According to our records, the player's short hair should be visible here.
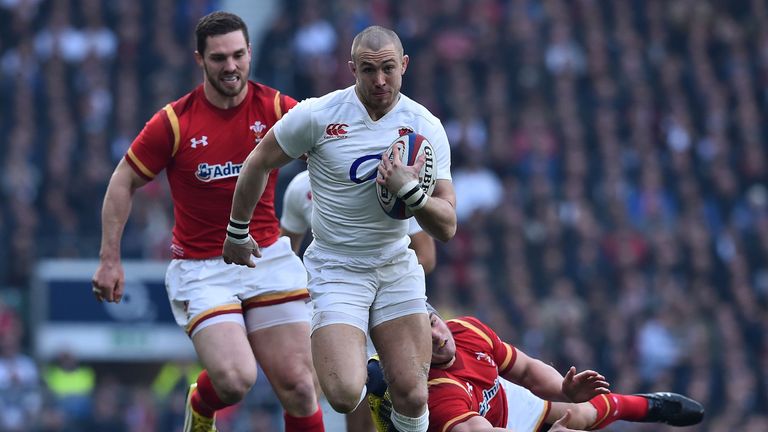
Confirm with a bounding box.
[351,26,404,63]
[195,11,249,55]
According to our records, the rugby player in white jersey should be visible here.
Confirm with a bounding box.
[281,169,435,272]
[280,168,437,431]
[223,26,456,432]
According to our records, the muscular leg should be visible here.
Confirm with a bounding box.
[249,321,319,416]
[370,313,431,417]
[311,323,368,413]
[192,322,258,403]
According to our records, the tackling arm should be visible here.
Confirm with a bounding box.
[501,348,609,403]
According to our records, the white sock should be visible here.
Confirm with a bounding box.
[390,406,429,432]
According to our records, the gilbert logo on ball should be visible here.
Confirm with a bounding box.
[377,133,436,219]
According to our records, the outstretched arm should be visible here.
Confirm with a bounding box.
[92,159,148,303]
[223,129,294,266]
[502,348,610,403]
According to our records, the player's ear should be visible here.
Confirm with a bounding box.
[348,60,356,75]
[401,54,409,75]
[194,51,204,67]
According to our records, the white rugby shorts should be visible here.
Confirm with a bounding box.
[165,236,309,337]
[501,379,551,431]
[302,239,427,333]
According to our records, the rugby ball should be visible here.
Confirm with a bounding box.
[376,133,436,219]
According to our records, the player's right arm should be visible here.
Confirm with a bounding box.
[225,98,314,266]
[224,128,295,266]
[92,159,149,303]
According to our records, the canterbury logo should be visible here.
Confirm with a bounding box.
[325,123,349,137]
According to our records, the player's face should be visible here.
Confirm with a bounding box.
[349,44,409,119]
[196,30,251,98]
[430,313,456,366]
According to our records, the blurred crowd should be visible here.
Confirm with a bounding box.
[1,0,767,430]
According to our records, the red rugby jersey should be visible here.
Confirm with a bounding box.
[427,317,518,432]
[125,81,297,259]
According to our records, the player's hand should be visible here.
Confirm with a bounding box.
[222,235,261,268]
[549,410,584,432]
[376,143,424,193]
[562,366,610,403]
[91,260,125,303]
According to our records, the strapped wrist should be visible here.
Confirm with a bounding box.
[227,217,250,242]
[397,180,428,210]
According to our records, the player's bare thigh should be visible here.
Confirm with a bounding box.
[311,323,368,413]
[248,319,317,416]
[370,312,431,415]
[192,322,257,402]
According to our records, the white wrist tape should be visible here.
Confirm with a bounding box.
[397,180,428,210]
[227,218,251,243]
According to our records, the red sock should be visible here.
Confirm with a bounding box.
[588,393,649,429]
[191,370,231,418]
[284,406,325,432]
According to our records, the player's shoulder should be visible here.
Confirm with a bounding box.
[164,85,201,118]
[447,316,496,343]
[304,85,358,112]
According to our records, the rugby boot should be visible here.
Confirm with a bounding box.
[184,383,218,432]
[636,392,704,426]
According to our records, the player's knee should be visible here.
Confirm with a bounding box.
[388,384,428,411]
[274,372,318,408]
[211,367,257,403]
[324,385,365,414]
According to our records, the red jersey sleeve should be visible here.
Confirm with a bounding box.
[125,105,176,180]
[427,378,479,432]
[281,93,298,114]
[454,317,518,376]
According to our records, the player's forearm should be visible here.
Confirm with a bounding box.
[230,153,270,222]
[99,177,136,263]
[517,360,570,402]
[413,197,457,242]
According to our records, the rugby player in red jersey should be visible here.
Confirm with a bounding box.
[91,11,323,432]
[368,305,704,432]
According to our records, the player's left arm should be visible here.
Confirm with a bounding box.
[412,179,457,242]
[500,348,610,403]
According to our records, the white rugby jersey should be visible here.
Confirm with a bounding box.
[273,86,450,253]
[281,170,425,237]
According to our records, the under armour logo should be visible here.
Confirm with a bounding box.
[190,136,208,148]
[325,123,348,137]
